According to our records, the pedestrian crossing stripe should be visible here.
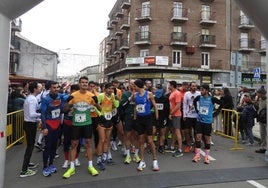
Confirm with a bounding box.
[199,149,216,161]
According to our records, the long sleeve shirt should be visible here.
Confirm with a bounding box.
[23,94,41,122]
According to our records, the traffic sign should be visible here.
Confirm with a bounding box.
[253,67,261,78]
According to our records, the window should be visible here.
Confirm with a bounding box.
[201,29,210,43]
[201,52,210,69]
[240,33,248,48]
[140,25,149,39]
[141,2,150,17]
[140,49,149,57]
[201,5,211,20]
[241,54,249,71]
[173,2,183,18]
[172,50,182,67]
[173,26,182,40]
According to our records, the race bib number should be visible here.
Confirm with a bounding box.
[156,103,164,110]
[200,107,209,115]
[74,114,86,123]
[51,109,60,119]
[104,112,113,120]
[112,108,117,116]
[136,104,145,113]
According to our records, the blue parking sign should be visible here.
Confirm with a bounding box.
[253,67,261,78]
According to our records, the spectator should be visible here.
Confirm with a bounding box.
[255,86,267,153]
[221,88,234,135]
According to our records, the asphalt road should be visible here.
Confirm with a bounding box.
[4,130,268,188]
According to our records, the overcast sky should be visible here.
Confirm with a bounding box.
[19,0,116,76]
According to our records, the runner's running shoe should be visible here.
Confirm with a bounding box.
[137,161,146,171]
[184,145,192,153]
[62,160,69,169]
[97,161,105,170]
[20,169,37,178]
[43,167,51,177]
[124,155,132,164]
[204,155,210,164]
[75,158,81,166]
[133,154,141,163]
[192,153,201,163]
[88,166,99,176]
[48,165,57,173]
[152,160,160,171]
[63,167,75,178]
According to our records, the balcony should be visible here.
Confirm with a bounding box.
[119,39,130,50]
[11,19,22,32]
[105,52,113,61]
[135,7,152,22]
[200,0,215,2]
[110,16,119,25]
[199,11,217,26]
[259,40,266,55]
[121,0,131,9]
[120,16,130,30]
[134,31,151,45]
[107,21,113,30]
[170,32,188,46]
[171,8,188,23]
[110,34,117,41]
[238,15,255,29]
[239,38,255,52]
[114,45,121,55]
[105,61,126,74]
[10,39,21,54]
[115,30,123,36]
[115,10,124,18]
[199,35,216,48]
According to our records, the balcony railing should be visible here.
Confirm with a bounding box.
[171,8,188,22]
[120,39,130,50]
[134,31,151,45]
[107,21,113,30]
[170,32,188,46]
[121,0,131,9]
[110,16,119,25]
[238,15,254,29]
[199,35,216,48]
[239,38,255,52]
[105,60,126,74]
[135,7,152,22]
[120,16,130,30]
[200,0,215,2]
[200,11,217,26]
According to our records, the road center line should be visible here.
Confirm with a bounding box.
[247,180,267,188]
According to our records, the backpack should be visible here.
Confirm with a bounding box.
[258,108,267,124]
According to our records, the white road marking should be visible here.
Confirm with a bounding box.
[247,180,267,188]
[199,149,216,161]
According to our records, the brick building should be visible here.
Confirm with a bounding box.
[102,0,266,87]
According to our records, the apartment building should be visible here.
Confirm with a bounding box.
[103,0,266,87]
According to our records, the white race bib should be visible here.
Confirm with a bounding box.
[74,114,86,123]
[200,107,209,115]
[51,109,60,119]
[156,103,164,110]
[136,104,145,113]
[104,112,113,120]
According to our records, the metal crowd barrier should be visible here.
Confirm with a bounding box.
[213,108,243,150]
[6,110,25,149]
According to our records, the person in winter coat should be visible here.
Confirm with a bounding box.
[241,97,257,146]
